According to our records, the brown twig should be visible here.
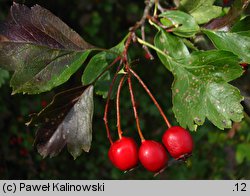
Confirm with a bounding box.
[128,0,155,59]
[157,2,166,13]
[141,25,154,60]
[147,15,176,31]
[129,0,155,32]
[116,75,127,139]
[103,59,123,144]
[127,67,145,142]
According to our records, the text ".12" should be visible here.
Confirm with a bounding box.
[234,183,247,192]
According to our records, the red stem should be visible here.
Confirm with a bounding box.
[122,33,133,63]
[129,68,172,129]
[141,25,154,60]
[127,69,145,142]
[93,57,121,84]
[103,59,123,145]
[116,75,126,139]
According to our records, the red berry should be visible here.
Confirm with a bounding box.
[240,62,248,70]
[144,52,151,60]
[108,137,138,171]
[16,137,23,145]
[41,100,48,108]
[162,126,193,160]
[19,148,29,157]
[9,137,17,145]
[139,140,168,172]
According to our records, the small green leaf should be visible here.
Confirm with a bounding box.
[155,32,244,130]
[94,71,111,98]
[236,143,250,164]
[160,10,200,37]
[82,38,125,85]
[180,0,222,24]
[204,30,250,63]
[231,16,250,32]
[94,72,122,99]
[0,68,9,88]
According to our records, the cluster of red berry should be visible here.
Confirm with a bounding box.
[108,126,193,173]
[103,36,194,174]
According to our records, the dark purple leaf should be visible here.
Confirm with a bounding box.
[0,3,93,94]
[0,3,90,50]
[204,0,249,30]
[27,85,94,159]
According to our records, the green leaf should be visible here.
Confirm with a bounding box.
[204,30,250,63]
[154,30,190,67]
[0,3,93,94]
[7,47,90,94]
[82,38,125,85]
[160,10,200,37]
[0,68,9,88]
[236,143,250,164]
[231,16,250,32]
[180,0,222,24]
[94,71,111,98]
[236,31,250,37]
[28,85,94,159]
[95,72,122,99]
[155,32,244,130]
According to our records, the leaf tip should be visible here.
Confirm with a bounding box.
[38,149,48,159]
[11,91,16,95]
[71,152,81,160]
[82,146,90,153]
[25,121,31,126]
[12,1,18,6]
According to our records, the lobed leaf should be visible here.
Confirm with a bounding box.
[154,29,190,66]
[28,85,94,159]
[0,3,93,94]
[155,29,244,131]
[204,30,250,63]
[180,0,222,24]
